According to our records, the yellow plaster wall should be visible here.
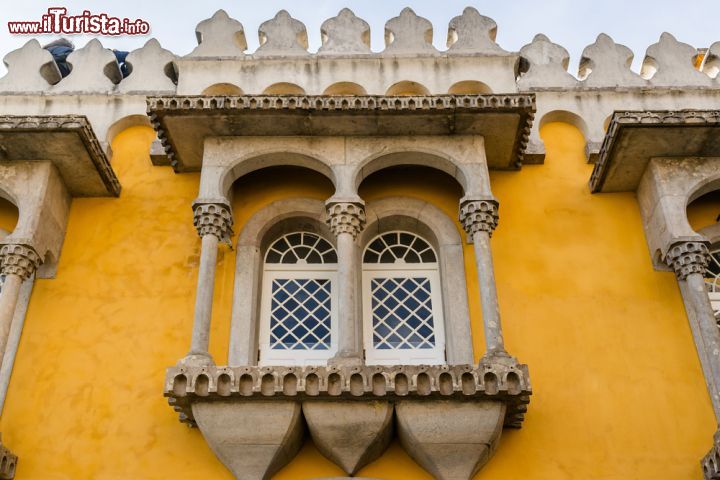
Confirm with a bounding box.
[0,123,714,479]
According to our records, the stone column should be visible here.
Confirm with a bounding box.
[183,201,233,366]
[666,241,720,420]
[459,198,506,356]
[326,199,366,366]
[0,244,40,372]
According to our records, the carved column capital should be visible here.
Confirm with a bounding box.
[459,198,499,237]
[325,201,366,239]
[0,243,41,280]
[665,241,710,281]
[192,201,234,244]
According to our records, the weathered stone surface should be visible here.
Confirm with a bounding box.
[51,39,121,93]
[518,34,578,89]
[255,11,308,57]
[303,401,393,474]
[0,244,40,280]
[383,8,437,54]
[193,201,234,243]
[0,438,16,480]
[446,7,506,54]
[590,110,720,193]
[396,400,505,480]
[0,40,61,93]
[119,39,177,93]
[188,10,247,58]
[164,363,531,428]
[579,34,645,87]
[642,33,713,87]
[318,9,371,55]
[703,430,720,480]
[192,401,304,480]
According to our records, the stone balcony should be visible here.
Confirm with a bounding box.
[164,359,531,480]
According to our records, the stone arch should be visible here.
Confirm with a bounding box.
[217,150,337,200]
[353,150,471,196]
[202,83,244,95]
[539,109,589,140]
[385,81,430,96]
[262,82,306,95]
[229,198,329,366]
[360,197,473,364]
[448,80,493,94]
[105,114,152,147]
[322,82,367,96]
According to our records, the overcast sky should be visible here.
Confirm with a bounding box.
[1,1,719,77]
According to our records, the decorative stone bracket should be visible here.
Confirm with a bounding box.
[164,362,531,479]
[0,439,16,480]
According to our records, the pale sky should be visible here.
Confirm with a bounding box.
[1,1,719,77]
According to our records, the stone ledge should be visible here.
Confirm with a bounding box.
[164,362,531,429]
[0,115,121,197]
[589,109,720,193]
[146,93,535,172]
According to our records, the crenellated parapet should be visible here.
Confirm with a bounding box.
[0,8,717,167]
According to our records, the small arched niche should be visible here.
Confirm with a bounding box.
[448,81,493,94]
[687,189,720,234]
[539,110,589,141]
[262,82,306,95]
[385,81,431,96]
[322,82,367,96]
[0,195,19,238]
[202,83,244,95]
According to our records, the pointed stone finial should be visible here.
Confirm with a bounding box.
[517,34,578,89]
[119,39,177,93]
[641,32,713,86]
[318,8,371,55]
[579,33,644,87]
[703,41,720,79]
[188,10,247,57]
[52,39,121,93]
[446,7,506,54]
[0,39,61,92]
[383,7,437,54]
[255,10,309,57]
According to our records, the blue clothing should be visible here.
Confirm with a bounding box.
[113,50,130,78]
[46,45,74,78]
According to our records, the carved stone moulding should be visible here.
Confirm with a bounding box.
[164,363,531,480]
[146,93,535,172]
[0,439,16,480]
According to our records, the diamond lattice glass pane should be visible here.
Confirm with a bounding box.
[370,277,436,349]
[270,278,332,350]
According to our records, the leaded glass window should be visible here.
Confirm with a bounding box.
[259,232,338,365]
[362,231,446,365]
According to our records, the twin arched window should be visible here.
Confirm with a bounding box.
[258,231,446,366]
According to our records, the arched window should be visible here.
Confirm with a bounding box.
[362,231,446,365]
[705,247,720,321]
[259,232,338,365]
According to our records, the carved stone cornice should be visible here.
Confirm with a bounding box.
[459,198,499,237]
[192,201,234,243]
[325,201,366,239]
[0,244,41,280]
[164,362,531,428]
[665,241,710,281]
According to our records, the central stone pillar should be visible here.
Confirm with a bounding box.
[0,244,40,373]
[459,198,506,356]
[183,200,233,366]
[665,241,720,419]
[326,199,366,366]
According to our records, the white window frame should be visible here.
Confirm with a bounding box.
[362,235,446,365]
[259,264,338,366]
